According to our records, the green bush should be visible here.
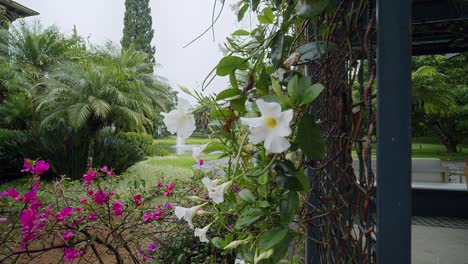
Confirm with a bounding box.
[119,132,154,155]
[0,129,24,182]
[2,129,147,181]
[94,131,147,174]
[147,144,171,156]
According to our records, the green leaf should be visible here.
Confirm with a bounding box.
[237,4,250,21]
[254,249,274,263]
[295,0,330,19]
[275,160,310,191]
[252,0,261,10]
[177,84,194,96]
[233,29,250,36]
[239,189,256,203]
[216,88,242,101]
[271,32,284,69]
[270,233,294,261]
[257,171,268,185]
[258,227,289,251]
[216,56,249,76]
[280,191,299,226]
[211,237,224,249]
[230,96,247,112]
[300,83,325,105]
[258,7,274,24]
[255,68,270,96]
[210,108,234,119]
[256,200,271,208]
[296,41,335,64]
[234,208,264,230]
[271,76,283,97]
[287,75,299,101]
[296,113,325,160]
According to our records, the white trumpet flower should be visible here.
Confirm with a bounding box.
[192,143,208,163]
[240,99,293,153]
[161,97,196,139]
[202,177,232,204]
[194,223,212,243]
[174,204,204,229]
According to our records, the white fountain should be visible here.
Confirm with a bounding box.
[175,135,186,155]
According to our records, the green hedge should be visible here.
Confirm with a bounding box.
[119,132,154,155]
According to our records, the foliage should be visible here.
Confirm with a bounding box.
[119,131,154,155]
[121,0,156,64]
[0,129,24,182]
[411,54,468,153]
[2,129,146,180]
[93,131,147,174]
[0,94,34,130]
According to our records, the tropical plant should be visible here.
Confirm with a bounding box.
[0,94,34,130]
[411,54,468,152]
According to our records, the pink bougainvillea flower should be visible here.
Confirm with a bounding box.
[19,209,37,231]
[82,170,97,181]
[31,160,50,175]
[74,207,84,213]
[143,256,154,263]
[31,183,41,191]
[92,190,109,205]
[153,210,163,220]
[86,190,94,196]
[55,206,73,221]
[106,171,115,177]
[112,200,124,216]
[76,216,85,222]
[61,230,74,241]
[198,159,204,166]
[165,203,173,210]
[156,181,162,188]
[134,194,142,207]
[0,217,7,222]
[63,247,83,263]
[142,212,153,222]
[204,194,210,200]
[79,197,87,204]
[109,191,115,196]
[88,212,97,222]
[21,158,33,173]
[0,187,21,200]
[156,203,163,209]
[100,166,108,173]
[23,190,37,205]
[147,242,158,252]
[164,183,175,196]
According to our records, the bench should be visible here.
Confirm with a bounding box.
[352,158,467,218]
[352,158,449,183]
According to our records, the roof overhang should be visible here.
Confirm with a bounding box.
[0,0,39,22]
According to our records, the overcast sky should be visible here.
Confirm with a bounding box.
[16,0,241,103]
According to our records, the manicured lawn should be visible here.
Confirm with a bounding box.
[411,143,467,160]
[153,135,214,147]
[352,143,467,160]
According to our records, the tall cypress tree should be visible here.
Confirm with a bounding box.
[121,0,155,64]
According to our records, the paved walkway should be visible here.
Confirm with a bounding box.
[412,217,468,264]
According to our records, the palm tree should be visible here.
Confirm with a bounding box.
[36,47,172,166]
[0,94,34,130]
[412,65,456,115]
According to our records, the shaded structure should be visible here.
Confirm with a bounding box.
[0,0,38,28]
[305,0,467,263]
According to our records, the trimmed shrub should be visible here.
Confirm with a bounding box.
[119,132,154,155]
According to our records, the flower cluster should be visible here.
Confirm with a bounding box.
[1,159,177,263]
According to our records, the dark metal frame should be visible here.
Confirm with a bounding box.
[376,0,412,263]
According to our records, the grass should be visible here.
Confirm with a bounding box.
[411,143,467,160]
[153,135,214,147]
[352,142,467,160]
